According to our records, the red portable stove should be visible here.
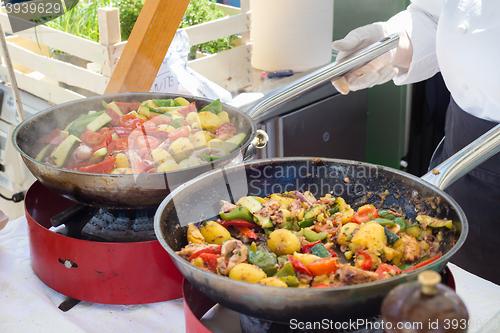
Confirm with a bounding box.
[25,181,183,307]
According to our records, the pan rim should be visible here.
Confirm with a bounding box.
[12,92,257,178]
[154,156,469,292]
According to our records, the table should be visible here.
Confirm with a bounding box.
[1,216,499,332]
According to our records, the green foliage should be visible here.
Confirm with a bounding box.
[180,0,237,57]
[47,0,235,56]
[114,0,145,41]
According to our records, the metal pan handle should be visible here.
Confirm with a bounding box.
[421,123,500,190]
[244,34,400,119]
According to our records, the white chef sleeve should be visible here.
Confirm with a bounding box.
[390,0,443,85]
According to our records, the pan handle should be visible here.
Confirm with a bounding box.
[243,129,269,161]
[421,123,500,190]
[244,34,400,119]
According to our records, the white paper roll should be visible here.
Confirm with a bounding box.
[250,0,334,72]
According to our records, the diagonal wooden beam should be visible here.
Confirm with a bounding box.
[104,0,190,94]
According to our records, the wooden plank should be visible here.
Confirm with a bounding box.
[104,0,190,94]
[187,44,253,92]
[184,12,250,46]
[215,3,241,16]
[98,8,121,46]
[0,66,85,104]
[240,0,251,44]
[0,13,109,65]
[6,41,109,94]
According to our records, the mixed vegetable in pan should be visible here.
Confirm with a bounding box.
[35,98,246,174]
[177,191,452,288]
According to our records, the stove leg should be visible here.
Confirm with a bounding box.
[58,297,82,312]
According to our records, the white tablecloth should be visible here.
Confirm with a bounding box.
[1,216,499,333]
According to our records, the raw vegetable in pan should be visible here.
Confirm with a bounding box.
[35,98,247,174]
[177,191,454,288]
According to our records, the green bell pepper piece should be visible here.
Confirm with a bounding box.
[298,218,315,229]
[280,276,300,287]
[375,218,398,227]
[200,99,222,115]
[394,217,407,231]
[416,255,430,264]
[378,210,397,220]
[310,243,332,258]
[281,222,293,230]
[264,228,274,236]
[248,251,277,269]
[262,266,278,277]
[153,99,181,107]
[277,255,288,266]
[275,262,295,277]
[398,263,413,271]
[304,229,328,243]
[220,206,254,222]
[169,118,184,128]
[328,206,340,215]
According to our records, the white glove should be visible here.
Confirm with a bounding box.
[331,21,412,95]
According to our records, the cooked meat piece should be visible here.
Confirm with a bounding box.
[217,239,248,275]
[176,243,214,260]
[220,200,237,213]
[215,123,237,141]
[258,199,280,218]
[336,264,378,285]
[401,234,421,262]
[289,200,303,218]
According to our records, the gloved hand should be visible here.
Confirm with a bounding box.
[331,21,412,95]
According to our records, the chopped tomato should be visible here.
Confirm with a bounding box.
[356,250,373,271]
[198,253,220,273]
[39,128,61,143]
[306,257,339,276]
[129,128,144,141]
[84,132,104,146]
[188,246,222,261]
[137,135,158,149]
[140,121,156,131]
[169,126,190,141]
[301,241,321,254]
[120,114,143,129]
[352,204,378,224]
[311,283,329,288]
[287,254,312,276]
[375,264,403,280]
[106,140,117,157]
[116,138,133,150]
[79,157,116,174]
[49,136,66,146]
[103,131,113,145]
[404,252,442,273]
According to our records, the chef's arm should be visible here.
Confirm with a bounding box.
[332,0,442,95]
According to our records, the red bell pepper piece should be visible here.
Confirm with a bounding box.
[65,162,93,170]
[356,250,373,271]
[404,252,442,273]
[188,246,222,261]
[311,283,329,288]
[112,127,133,138]
[49,136,66,146]
[301,240,321,254]
[375,263,403,280]
[39,128,61,143]
[219,220,261,229]
[287,254,312,276]
[79,157,116,174]
[198,253,220,273]
[106,140,117,158]
[306,257,339,276]
[328,250,338,257]
[115,102,141,114]
[233,225,258,239]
